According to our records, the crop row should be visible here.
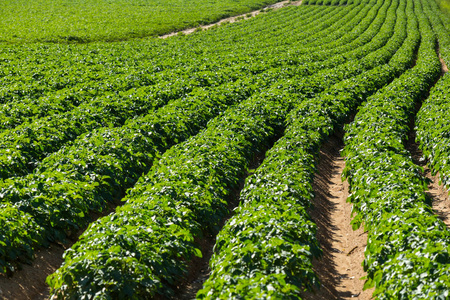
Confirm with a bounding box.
[0,1,377,182]
[0,3,344,119]
[0,0,369,123]
[0,0,388,131]
[47,43,394,300]
[342,0,450,298]
[197,0,422,297]
[0,0,383,143]
[48,0,421,297]
[416,0,450,193]
[0,0,394,273]
[0,6,321,129]
[47,73,305,299]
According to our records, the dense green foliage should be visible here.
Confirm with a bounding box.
[45,0,400,297]
[417,0,450,189]
[0,0,386,182]
[197,0,418,297]
[436,0,450,14]
[0,0,280,43]
[0,1,370,275]
[343,0,450,297]
[0,0,449,298]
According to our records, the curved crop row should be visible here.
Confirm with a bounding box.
[0,1,377,181]
[47,75,304,299]
[46,31,404,297]
[0,0,380,124]
[0,71,230,179]
[0,64,267,180]
[0,6,324,130]
[0,0,367,126]
[0,0,409,275]
[197,1,424,297]
[48,0,420,297]
[415,0,450,191]
[342,1,450,298]
[0,4,337,111]
[0,2,387,273]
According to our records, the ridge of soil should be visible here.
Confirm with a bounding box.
[160,0,302,39]
[303,132,373,300]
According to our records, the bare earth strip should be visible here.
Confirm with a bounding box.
[0,245,67,300]
[406,129,450,228]
[439,54,449,74]
[427,171,450,227]
[173,149,269,299]
[303,132,373,300]
[0,202,117,300]
[160,0,302,39]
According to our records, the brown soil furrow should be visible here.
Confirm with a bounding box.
[173,235,215,300]
[0,201,119,300]
[439,54,449,74]
[406,130,450,227]
[160,0,302,39]
[173,145,271,299]
[436,42,448,74]
[303,132,373,300]
[427,171,450,227]
[0,245,67,300]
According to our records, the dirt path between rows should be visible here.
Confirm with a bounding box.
[173,143,272,299]
[0,245,67,300]
[160,0,302,39]
[439,55,449,74]
[303,132,373,300]
[0,201,118,300]
[437,43,449,74]
[406,129,450,227]
[427,171,450,227]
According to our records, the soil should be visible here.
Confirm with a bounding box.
[439,54,449,74]
[173,235,216,300]
[406,129,450,228]
[172,144,270,299]
[303,132,373,300]
[0,200,119,300]
[0,244,68,300]
[160,0,303,39]
[427,171,450,227]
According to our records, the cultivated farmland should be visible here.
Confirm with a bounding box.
[0,0,450,299]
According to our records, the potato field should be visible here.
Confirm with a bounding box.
[0,0,450,299]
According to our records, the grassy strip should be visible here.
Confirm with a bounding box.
[0,0,285,43]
